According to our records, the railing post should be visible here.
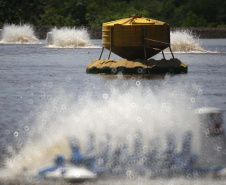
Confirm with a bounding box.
[162,51,166,59]
[143,27,147,60]
[99,47,104,60]
[169,46,175,59]
[108,27,114,59]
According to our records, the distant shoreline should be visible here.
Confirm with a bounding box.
[1,26,226,39]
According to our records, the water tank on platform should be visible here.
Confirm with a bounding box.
[102,14,170,60]
[86,14,187,74]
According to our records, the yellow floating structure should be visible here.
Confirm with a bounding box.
[102,14,170,60]
[86,14,187,74]
[86,58,187,74]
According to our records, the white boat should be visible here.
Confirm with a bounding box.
[44,165,97,182]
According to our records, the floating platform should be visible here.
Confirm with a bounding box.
[87,14,187,75]
[86,58,187,74]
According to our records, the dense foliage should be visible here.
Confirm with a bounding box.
[0,0,226,27]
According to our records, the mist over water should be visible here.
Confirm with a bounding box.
[1,79,203,179]
[0,24,39,44]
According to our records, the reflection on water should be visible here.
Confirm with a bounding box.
[98,73,168,80]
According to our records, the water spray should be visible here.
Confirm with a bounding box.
[45,27,92,48]
[0,24,38,44]
[0,29,2,41]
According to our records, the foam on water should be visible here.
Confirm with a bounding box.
[0,78,204,179]
[170,30,205,53]
[0,24,39,44]
[45,27,96,48]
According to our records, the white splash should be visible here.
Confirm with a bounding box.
[46,27,94,48]
[170,30,205,53]
[0,80,202,179]
[0,24,39,44]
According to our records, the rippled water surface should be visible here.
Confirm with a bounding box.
[0,38,226,184]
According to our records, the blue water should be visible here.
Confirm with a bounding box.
[0,39,226,184]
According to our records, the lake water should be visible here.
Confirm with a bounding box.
[0,29,226,185]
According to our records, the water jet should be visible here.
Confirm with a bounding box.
[46,32,54,45]
[0,29,2,41]
[37,106,226,179]
[0,24,38,44]
[45,27,92,48]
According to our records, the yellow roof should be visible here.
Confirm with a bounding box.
[103,15,167,26]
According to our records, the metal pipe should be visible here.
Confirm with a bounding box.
[108,49,112,59]
[144,38,170,46]
[162,51,166,59]
[108,27,114,59]
[99,47,104,60]
[143,27,147,60]
[169,46,175,59]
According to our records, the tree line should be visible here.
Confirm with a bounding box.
[0,0,226,27]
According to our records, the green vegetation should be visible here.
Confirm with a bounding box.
[0,0,226,27]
